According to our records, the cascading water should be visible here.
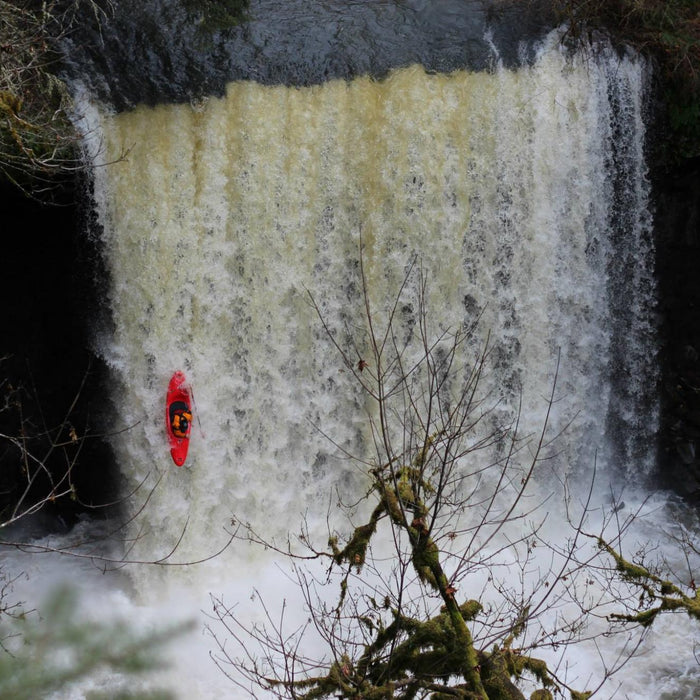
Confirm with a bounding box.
[82,29,657,559]
[9,2,699,698]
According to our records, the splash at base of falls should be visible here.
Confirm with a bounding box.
[5,491,700,699]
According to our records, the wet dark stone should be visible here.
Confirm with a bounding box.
[0,179,118,530]
[655,156,700,500]
[59,0,557,111]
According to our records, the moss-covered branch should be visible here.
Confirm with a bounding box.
[281,450,573,700]
[219,266,606,700]
[599,538,700,627]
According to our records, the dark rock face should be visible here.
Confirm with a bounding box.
[0,180,117,529]
[59,0,556,111]
[655,157,700,500]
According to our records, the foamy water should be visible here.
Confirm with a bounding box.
[4,28,693,699]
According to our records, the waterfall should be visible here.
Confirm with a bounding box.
[82,30,656,567]
[21,17,686,698]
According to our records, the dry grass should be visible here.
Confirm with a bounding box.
[0,2,80,194]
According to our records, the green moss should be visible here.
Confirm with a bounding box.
[383,484,403,522]
[516,656,553,688]
[480,649,528,700]
[182,0,249,34]
[397,470,417,506]
[630,608,659,627]
[617,559,650,581]
[332,503,383,568]
[459,600,483,621]
[598,538,650,581]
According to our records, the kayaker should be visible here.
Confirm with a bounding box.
[172,409,192,438]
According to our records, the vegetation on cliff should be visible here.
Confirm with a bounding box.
[0,1,81,194]
[0,0,250,196]
[553,0,700,162]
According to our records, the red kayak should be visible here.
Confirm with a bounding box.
[166,371,192,466]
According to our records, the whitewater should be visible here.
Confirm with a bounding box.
[3,26,699,700]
